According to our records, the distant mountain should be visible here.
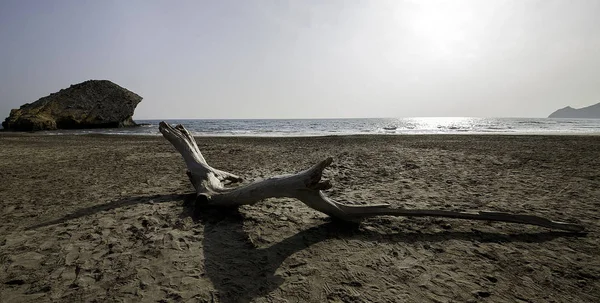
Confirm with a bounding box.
[548,102,600,119]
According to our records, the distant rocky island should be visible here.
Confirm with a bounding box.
[548,102,600,119]
[2,80,142,131]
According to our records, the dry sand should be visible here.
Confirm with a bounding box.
[0,133,599,302]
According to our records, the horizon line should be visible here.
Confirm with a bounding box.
[133,116,549,120]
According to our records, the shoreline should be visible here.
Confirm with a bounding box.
[2,131,600,138]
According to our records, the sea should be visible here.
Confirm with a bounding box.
[16,117,600,136]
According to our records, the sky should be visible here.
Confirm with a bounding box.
[1,0,599,119]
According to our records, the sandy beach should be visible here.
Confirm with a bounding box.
[1,133,599,302]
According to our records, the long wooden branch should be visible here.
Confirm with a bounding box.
[159,122,584,233]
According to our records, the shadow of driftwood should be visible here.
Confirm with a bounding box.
[26,193,585,302]
[183,203,584,303]
[27,193,190,230]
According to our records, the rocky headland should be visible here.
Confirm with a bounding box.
[2,80,142,131]
[548,102,600,119]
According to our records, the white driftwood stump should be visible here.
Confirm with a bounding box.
[159,122,584,232]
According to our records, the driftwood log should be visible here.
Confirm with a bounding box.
[159,122,584,232]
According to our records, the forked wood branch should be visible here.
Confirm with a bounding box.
[159,122,584,232]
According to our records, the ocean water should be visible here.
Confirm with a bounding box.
[30,117,600,136]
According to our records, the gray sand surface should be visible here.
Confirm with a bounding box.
[1,134,599,302]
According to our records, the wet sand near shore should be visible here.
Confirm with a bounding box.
[1,133,599,302]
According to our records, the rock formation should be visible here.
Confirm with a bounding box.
[2,80,142,131]
[548,102,600,119]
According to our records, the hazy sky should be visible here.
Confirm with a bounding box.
[1,0,599,119]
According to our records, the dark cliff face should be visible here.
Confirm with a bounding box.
[2,80,143,131]
[548,102,600,119]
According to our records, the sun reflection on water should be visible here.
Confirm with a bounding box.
[407,117,475,130]
[381,117,482,133]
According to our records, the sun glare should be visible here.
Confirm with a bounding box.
[408,2,479,60]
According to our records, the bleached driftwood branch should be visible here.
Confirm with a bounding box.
[159,122,584,232]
